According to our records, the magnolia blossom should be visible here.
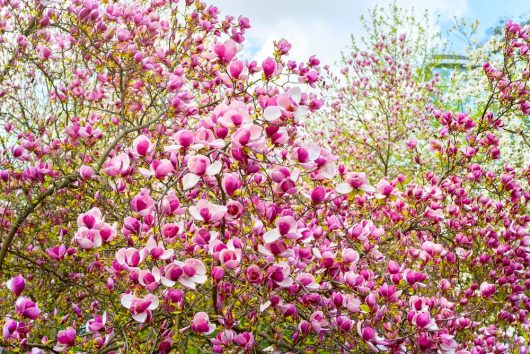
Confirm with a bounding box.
[268,262,293,288]
[6,275,25,296]
[115,247,145,268]
[138,267,162,291]
[174,258,207,290]
[165,129,196,152]
[263,215,301,243]
[296,273,319,291]
[130,189,155,217]
[189,199,227,223]
[86,312,107,333]
[131,134,154,158]
[46,245,67,260]
[121,293,159,323]
[143,237,174,260]
[336,172,375,194]
[191,312,216,335]
[182,155,222,190]
[159,191,186,216]
[213,39,238,62]
[222,173,242,196]
[3,319,29,341]
[231,124,267,152]
[233,332,255,350]
[215,100,251,128]
[212,239,242,269]
[74,208,117,249]
[15,296,40,320]
[103,152,130,177]
[55,327,76,350]
[139,159,174,179]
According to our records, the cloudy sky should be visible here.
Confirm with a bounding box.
[209,0,530,66]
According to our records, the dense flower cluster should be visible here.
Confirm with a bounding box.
[0,1,529,353]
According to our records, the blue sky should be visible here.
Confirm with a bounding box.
[210,0,530,65]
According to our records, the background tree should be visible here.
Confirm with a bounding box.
[312,4,445,179]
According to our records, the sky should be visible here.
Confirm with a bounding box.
[209,0,530,66]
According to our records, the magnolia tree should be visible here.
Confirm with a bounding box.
[0,1,530,353]
[439,17,530,169]
[313,5,445,179]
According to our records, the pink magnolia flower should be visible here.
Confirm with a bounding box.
[263,104,282,123]
[229,60,244,79]
[296,273,319,291]
[216,100,251,128]
[189,199,227,223]
[439,334,458,353]
[79,165,93,180]
[74,227,103,250]
[139,159,174,179]
[3,319,29,341]
[46,244,67,261]
[217,239,242,269]
[375,179,397,199]
[116,28,132,42]
[290,143,321,166]
[334,315,354,332]
[342,248,360,264]
[263,215,300,243]
[86,312,107,333]
[74,208,116,249]
[245,265,264,284]
[120,293,159,323]
[182,155,222,190]
[277,38,292,55]
[262,57,277,79]
[115,247,145,268]
[233,332,255,350]
[165,129,196,152]
[412,311,438,330]
[130,189,155,217]
[214,39,238,62]
[277,87,303,113]
[310,186,326,204]
[258,239,292,258]
[143,237,174,260]
[336,172,375,194]
[6,275,25,296]
[138,267,161,291]
[231,124,266,152]
[98,222,117,243]
[356,322,389,352]
[56,327,76,348]
[480,282,496,298]
[309,311,329,334]
[131,134,154,158]
[191,312,216,335]
[103,152,130,177]
[174,258,207,289]
[77,207,104,230]
[160,191,186,216]
[15,296,41,320]
[194,127,225,148]
[36,45,52,60]
[268,262,293,288]
[222,173,242,196]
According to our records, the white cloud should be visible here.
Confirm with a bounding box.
[209,0,470,65]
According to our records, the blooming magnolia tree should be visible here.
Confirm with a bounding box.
[313,5,445,179]
[0,1,529,353]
